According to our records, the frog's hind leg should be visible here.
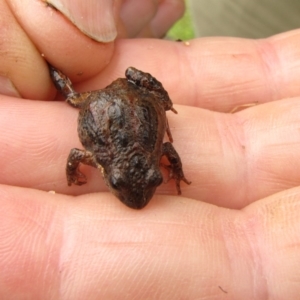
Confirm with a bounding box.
[49,65,90,108]
[165,117,174,143]
[66,148,97,186]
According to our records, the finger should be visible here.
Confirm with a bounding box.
[0,0,53,99]
[1,185,300,298]
[138,0,185,38]
[2,93,300,208]
[90,32,300,112]
[241,187,300,299]
[120,0,185,38]
[8,0,114,83]
[0,96,191,197]
[45,0,119,42]
[119,0,157,37]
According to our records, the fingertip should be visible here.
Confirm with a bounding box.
[150,0,186,38]
[46,0,118,42]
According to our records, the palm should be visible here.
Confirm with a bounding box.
[1,34,300,298]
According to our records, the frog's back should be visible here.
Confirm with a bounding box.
[77,79,166,168]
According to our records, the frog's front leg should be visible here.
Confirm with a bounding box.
[161,142,191,194]
[49,65,91,108]
[66,148,98,186]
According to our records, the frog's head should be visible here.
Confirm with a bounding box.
[103,155,163,209]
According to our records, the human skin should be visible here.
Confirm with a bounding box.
[0,0,184,99]
[1,6,300,300]
[1,32,300,299]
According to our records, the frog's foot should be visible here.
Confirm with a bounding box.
[67,169,87,186]
[125,66,175,112]
[161,142,191,195]
[161,163,191,194]
[66,148,97,186]
[49,65,90,108]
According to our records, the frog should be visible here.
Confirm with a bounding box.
[50,65,191,209]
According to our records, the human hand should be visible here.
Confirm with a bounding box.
[0,0,184,99]
[2,30,300,298]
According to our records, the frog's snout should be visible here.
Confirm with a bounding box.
[117,188,156,209]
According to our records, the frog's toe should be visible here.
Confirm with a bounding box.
[174,176,191,195]
[160,163,191,194]
[182,176,191,185]
[67,171,87,186]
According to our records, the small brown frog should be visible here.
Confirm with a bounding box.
[50,66,190,209]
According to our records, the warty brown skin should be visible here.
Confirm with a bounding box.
[49,66,190,209]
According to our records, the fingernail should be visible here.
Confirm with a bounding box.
[47,0,117,42]
[0,76,21,98]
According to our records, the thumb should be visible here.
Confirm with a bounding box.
[46,0,119,42]
[6,0,115,92]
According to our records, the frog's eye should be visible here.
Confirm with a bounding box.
[109,173,125,190]
[147,170,163,187]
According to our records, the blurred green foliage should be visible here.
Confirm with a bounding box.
[167,2,195,40]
